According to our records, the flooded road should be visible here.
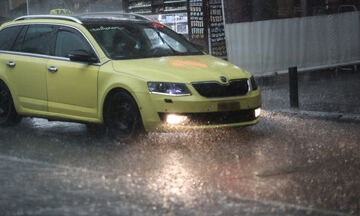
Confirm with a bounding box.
[0,111,359,215]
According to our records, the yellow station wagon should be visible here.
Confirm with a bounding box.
[0,13,261,140]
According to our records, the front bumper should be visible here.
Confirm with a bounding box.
[157,108,260,131]
[135,89,261,131]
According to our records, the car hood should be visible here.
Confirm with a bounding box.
[111,55,251,83]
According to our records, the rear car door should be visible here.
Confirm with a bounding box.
[46,26,99,119]
[5,24,55,112]
[0,25,24,86]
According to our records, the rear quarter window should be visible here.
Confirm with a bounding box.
[0,26,23,51]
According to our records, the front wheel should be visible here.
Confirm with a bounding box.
[0,81,22,126]
[103,90,144,142]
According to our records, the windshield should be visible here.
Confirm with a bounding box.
[86,23,203,60]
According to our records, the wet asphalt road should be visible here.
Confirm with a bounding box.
[260,70,360,115]
[0,111,359,216]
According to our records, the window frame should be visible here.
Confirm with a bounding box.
[0,23,101,64]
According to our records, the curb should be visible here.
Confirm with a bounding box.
[273,109,360,123]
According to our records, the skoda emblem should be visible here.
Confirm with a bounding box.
[220,76,227,83]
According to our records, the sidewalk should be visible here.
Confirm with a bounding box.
[258,69,360,121]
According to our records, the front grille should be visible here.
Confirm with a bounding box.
[159,109,257,126]
[192,79,249,98]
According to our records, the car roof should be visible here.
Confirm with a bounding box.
[75,12,151,23]
[13,13,152,26]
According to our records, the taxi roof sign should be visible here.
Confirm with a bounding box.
[50,9,73,15]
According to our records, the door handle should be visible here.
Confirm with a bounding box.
[48,66,58,73]
[6,61,16,68]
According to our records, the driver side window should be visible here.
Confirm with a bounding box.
[55,29,92,58]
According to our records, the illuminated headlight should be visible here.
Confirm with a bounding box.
[148,82,191,96]
[255,108,261,118]
[166,114,188,125]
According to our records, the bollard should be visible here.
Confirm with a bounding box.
[289,67,299,108]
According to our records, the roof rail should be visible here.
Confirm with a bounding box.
[127,13,151,21]
[14,15,82,24]
[76,12,151,21]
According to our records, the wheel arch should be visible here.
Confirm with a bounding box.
[0,77,18,111]
[100,85,144,124]
[0,77,11,92]
[0,77,22,125]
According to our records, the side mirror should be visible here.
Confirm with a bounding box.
[68,50,98,64]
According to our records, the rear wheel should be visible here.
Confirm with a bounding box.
[103,90,144,141]
[0,81,21,126]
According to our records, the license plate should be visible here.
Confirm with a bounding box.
[218,102,240,111]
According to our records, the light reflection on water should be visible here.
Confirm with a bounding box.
[147,152,196,199]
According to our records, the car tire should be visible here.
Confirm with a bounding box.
[103,89,144,142]
[0,81,22,127]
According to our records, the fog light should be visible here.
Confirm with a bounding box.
[166,114,188,125]
[255,108,261,118]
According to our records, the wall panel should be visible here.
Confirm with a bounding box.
[225,12,360,76]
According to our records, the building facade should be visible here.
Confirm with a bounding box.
[0,0,124,23]
[224,0,359,24]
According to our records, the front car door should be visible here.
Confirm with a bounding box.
[46,26,99,120]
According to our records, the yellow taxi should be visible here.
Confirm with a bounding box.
[0,13,261,140]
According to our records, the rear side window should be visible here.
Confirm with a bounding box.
[22,25,54,55]
[11,25,28,52]
[0,26,23,51]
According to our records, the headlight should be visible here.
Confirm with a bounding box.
[250,76,258,91]
[255,108,261,118]
[148,82,191,96]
